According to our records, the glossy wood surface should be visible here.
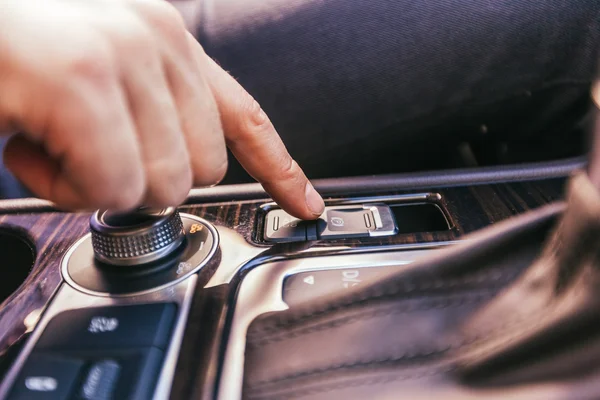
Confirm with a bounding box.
[0,177,566,378]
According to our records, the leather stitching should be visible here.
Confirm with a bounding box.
[248,291,496,347]
[455,267,589,361]
[246,291,580,389]
[245,310,542,390]
[245,367,455,399]
[246,349,457,389]
[244,264,560,391]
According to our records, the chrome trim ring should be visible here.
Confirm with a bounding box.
[62,213,219,297]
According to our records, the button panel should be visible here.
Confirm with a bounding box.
[7,303,177,400]
[263,203,397,242]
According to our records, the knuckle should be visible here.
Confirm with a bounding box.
[164,170,192,205]
[127,25,156,54]
[70,160,145,211]
[237,94,271,137]
[194,158,228,187]
[109,181,145,210]
[104,165,145,210]
[137,0,187,41]
[146,157,192,206]
[213,159,229,184]
[260,156,300,187]
[93,178,145,211]
[278,157,300,182]
[65,44,115,87]
[112,18,158,62]
[148,190,186,208]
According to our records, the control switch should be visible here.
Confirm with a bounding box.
[79,360,121,400]
[317,203,397,239]
[36,303,177,351]
[263,203,397,242]
[318,207,372,239]
[8,353,83,400]
[264,209,308,242]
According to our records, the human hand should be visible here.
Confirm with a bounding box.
[0,0,324,219]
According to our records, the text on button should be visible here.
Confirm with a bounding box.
[88,317,119,333]
[24,377,57,392]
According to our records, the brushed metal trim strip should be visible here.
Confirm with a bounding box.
[259,192,435,211]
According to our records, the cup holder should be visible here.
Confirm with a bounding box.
[0,228,36,305]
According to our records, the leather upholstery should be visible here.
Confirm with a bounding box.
[243,172,600,399]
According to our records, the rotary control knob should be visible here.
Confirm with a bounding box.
[90,207,186,266]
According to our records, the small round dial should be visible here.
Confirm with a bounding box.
[89,207,185,266]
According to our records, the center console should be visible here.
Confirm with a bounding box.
[0,159,580,399]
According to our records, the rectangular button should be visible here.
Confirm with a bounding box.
[79,359,121,400]
[35,303,177,351]
[264,209,308,242]
[317,207,373,239]
[317,204,397,239]
[73,348,164,400]
[8,353,84,400]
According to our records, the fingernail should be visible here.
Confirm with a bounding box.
[305,181,324,216]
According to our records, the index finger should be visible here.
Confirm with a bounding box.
[195,42,324,220]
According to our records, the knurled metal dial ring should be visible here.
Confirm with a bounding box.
[90,207,185,266]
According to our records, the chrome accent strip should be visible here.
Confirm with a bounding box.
[0,276,197,400]
[204,226,265,288]
[370,206,384,228]
[216,248,440,400]
[152,276,196,400]
[206,239,457,288]
[260,193,437,211]
[366,203,398,237]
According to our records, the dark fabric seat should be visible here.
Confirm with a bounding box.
[195,0,600,183]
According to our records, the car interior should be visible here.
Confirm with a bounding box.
[1,1,599,399]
